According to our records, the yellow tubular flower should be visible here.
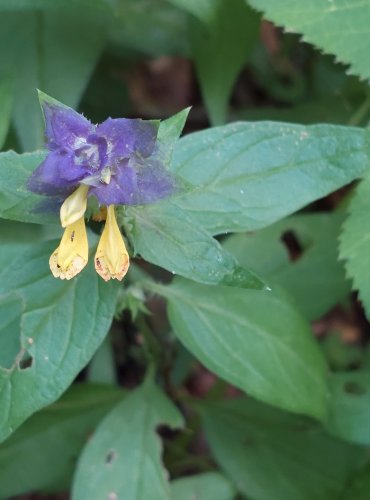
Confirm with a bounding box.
[94,205,130,281]
[49,217,88,280]
[60,184,89,228]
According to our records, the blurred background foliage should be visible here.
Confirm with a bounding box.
[1,0,370,153]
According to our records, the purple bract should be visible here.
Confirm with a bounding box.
[27,100,178,205]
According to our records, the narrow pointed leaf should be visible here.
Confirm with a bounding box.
[191,0,259,125]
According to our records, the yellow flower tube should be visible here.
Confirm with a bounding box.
[95,205,130,281]
[49,216,89,280]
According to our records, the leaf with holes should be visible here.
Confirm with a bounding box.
[340,176,370,317]
[0,240,119,442]
[72,379,184,500]
[224,212,350,320]
[327,371,370,445]
[0,383,123,498]
[153,278,329,419]
[247,0,370,82]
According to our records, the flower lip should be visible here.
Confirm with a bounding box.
[49,216,88,280]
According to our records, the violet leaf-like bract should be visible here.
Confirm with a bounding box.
[27,91,179,206]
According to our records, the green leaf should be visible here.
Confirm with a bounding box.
[110,0,188,57]
[170,122,370,235]
[0,383,123,498]
[0,240,119,441]
[247,0,370,83]
[224,212,350,320]
[166,0,216,24]
[327,371,370,445]
[157,107,191,144]
[0,242,29,268]
[0,7,111,150]
[234,98,359,126]
[0,150,57,224]
[4,122,370,238]
[0,149,264,292]
[124,201,265,289]
[340,176,370,318]
[171,472,235,500]
[342,463,370,500]
[72,379,184,500]
[87,337,116,385]
[202,398,364,500]
[191,0,259,124]
[0,293,24,370]
[157,107,191,166]
[0,219,50,243]
[154,278,329,419]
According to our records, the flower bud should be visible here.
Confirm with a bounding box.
[60,184,89,228]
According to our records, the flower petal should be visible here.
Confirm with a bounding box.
[97,118,159,159]
[42,101,94,150]
[27,150,89,195]
[89,157,179,206]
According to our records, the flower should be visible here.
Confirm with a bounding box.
[49,216,88,280]
[28,92,179,281]
[95,205,130,281]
